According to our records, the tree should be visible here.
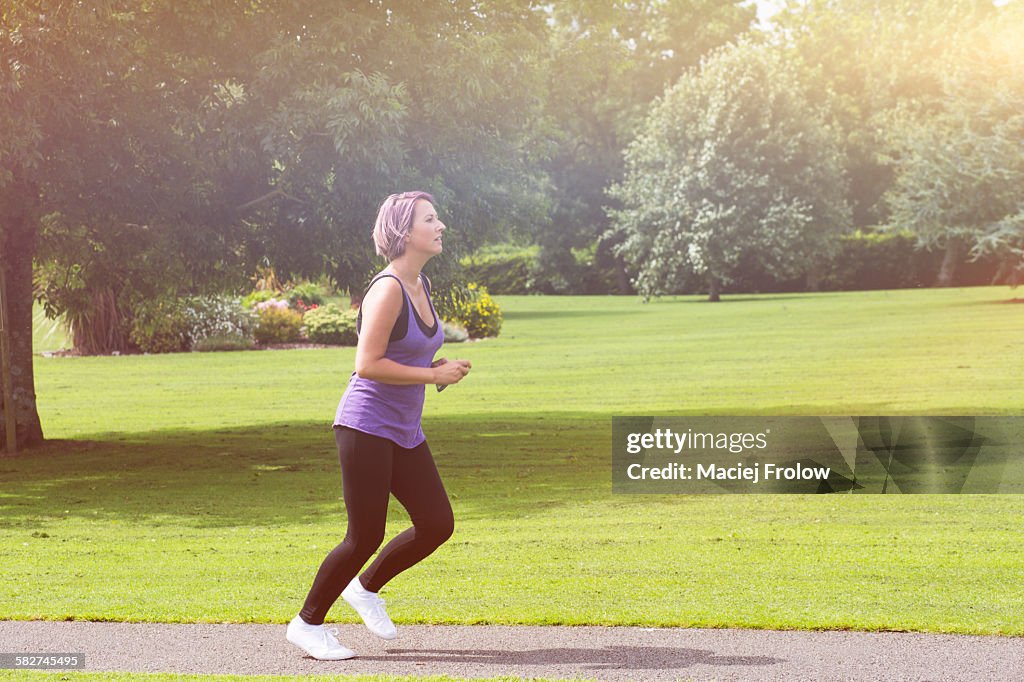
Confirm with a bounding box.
[3,0,555,449]
[1,1,170,447]
[17,1,273,359]
[881,2,1024,286]
[772,0,1000,230]
[234,1,553,300]
[606,38,851,301]
[533,0,755,293]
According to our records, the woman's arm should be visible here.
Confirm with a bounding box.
[354,277,436,385]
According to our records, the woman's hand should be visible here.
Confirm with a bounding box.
[431,357,472,386]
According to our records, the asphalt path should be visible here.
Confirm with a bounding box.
[1,620,1022,681]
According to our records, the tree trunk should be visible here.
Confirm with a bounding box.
[707,272,721,302]
[992,257,1023,287]
[935,236,963,288]
[992,258,1010,286]
[614,254,632,295]
[0,180,45,451]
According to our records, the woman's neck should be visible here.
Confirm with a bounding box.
[385,261,422,290]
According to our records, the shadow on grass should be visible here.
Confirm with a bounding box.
[502,308,646,321]
[0,414,614,530]
[1,404,920,532]
[648,293,843,304]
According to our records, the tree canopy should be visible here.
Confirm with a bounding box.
[607,38,851,301]
[881,2,1024,285]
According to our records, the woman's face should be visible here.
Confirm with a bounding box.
[405,200,446,257]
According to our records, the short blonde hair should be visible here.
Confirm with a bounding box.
[372,191,436,261]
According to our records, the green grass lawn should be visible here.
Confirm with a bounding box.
[4,286,1024,636]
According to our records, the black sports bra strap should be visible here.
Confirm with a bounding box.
[357,273,409,341]
[357,272,435,338]
[364,272,430,296]
[415,272,438,335]
[364,272,403,296]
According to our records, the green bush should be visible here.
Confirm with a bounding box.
[460,243,539,294]
[129,298,190,353]
[193,334,255,352]
[460,240,624,295]
[449,283,502,338]
[254,303,304,344]
[570,239,627,294]
[302,303,358,345]
[284,281,326,309]
[241,289,278,309]
[183,295,257,347]
[818,230,932,291]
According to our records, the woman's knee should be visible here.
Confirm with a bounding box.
[419,507,454,545]
[343,527,387,559]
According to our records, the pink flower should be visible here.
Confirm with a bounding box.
[256,297,289,312]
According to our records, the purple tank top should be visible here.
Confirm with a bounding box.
[333,272,444,448]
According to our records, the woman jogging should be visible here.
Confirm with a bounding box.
[287,191,471,660]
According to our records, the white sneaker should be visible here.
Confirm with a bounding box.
[342,577,398,639]
[286,615,356,660]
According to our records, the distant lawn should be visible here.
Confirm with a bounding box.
[4,286,1024,635]
[32,302,69,354]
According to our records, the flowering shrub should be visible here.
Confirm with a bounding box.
[255,298,290,313]
[448,282,502,338]
[285,281,326,309]
[302,304,357,345]
[130,298,190,353]
[192,334,255,352]
[254,304,304,344]
[184,295,257,349]
[292,298,320,314]
[241,289,278,309]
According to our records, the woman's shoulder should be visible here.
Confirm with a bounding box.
[362,272,404,307]
[371,268,400,283]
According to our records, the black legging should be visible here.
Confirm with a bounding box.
[299,426,455,625]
